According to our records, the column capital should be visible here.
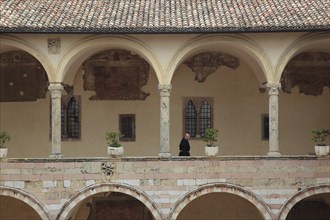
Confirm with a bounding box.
[158,84,172,97]
[266,83,281,95]
[48,83,64,91]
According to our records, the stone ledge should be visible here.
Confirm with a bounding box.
[1,155,328,163]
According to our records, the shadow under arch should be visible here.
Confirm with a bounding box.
[56,183,164,220]
[166,34,272,85]
[57,35,164,85]
[277,184,330,220]
[0,35,55,82]
[275,32,330,82]
[0,186,52,220]
[169,183,273,220]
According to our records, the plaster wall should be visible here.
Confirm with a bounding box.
[0,58,329,157]
[0,32,329,158]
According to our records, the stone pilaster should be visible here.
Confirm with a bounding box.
[267,83,281,156]
[158,84,172,158]
[48,83,64,159]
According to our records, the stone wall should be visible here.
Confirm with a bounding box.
[0,156,329,220]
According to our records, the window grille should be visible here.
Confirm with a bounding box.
[67,97,80,138]
[199,100,212,136]
[185,100,197,137]
[183,97,213,138]
[119,114,135,141]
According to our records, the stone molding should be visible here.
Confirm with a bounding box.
[266,83,281,95]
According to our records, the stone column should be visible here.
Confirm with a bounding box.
[158,84,172,158]
[267,83,281,156]
[48,83,64,159]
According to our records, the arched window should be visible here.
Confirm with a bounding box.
[183,97,213,138]
[51,95,81,140]
[199,100,212,136]
[67,97,80,139]
[185,100,197,137]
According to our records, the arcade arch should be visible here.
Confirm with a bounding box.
[277,184,330,220]
[275,32,330,82]
[0,186,51,220]
[166,34,272,85]
[57,183,164,220]
[169,183,273,220]
[0,35,55,81]
[57,35,164,85]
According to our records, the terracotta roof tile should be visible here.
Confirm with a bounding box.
[0,0,329,33]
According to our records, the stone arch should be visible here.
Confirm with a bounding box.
[169,183,273,220]
[0,186,52,220]
[277,184,330,220]
[0,35,55,81]
[275,32,330,82]
[57,183,164,220]
[166,34,272,85]
[57,35,164,85]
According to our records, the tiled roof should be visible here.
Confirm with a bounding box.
[1,0,329,33]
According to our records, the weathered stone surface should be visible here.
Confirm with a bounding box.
[82,50,150,100]
[185,52,240,82]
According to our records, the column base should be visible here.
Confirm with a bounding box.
[49,153,63,159]
[267,151,281,157]
[159,152,171,158]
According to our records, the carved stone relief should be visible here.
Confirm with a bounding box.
[0,51,48,102]
[281,52,330,96]
[185,52,240,82]
[82,50,150,100]
[48,38,61,54]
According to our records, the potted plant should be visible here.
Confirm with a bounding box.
[311,128,330,156]
[105,131,124,157]
[0,131,11,159]
[202,128,219,156]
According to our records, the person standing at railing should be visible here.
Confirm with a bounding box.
[179,133,191,156]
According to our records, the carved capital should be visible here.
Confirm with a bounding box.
[266,83,281,95]
[48,83,63,98]
[158,84,172,97]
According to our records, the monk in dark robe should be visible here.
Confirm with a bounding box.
[179,133,191,156]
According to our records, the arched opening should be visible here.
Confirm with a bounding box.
[0,50,50,158]
[177,192,264,220]
[286,193,330,220]
[0,195,42,220]
[0,187,51,220]
[170,48,269,156]
[69,192,154,220]
[57,183,163,220]
[60,48,161,157]
[279,51,329,154]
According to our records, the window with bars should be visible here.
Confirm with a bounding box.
[262,114,269,140]
[183,97,213,138]
[51,95,81,141]
[119,114,135,141]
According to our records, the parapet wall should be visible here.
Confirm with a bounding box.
[1,156,329,220]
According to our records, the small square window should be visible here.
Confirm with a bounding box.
[119,114,135,141]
